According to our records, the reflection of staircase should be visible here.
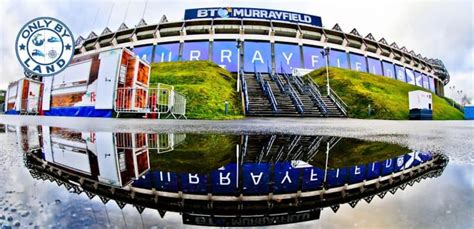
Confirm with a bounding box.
[242,69,346,117]
[242,135,341,163]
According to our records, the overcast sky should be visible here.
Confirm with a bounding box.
[1,0,472,102]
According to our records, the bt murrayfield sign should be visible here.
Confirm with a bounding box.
[184,7,322,27]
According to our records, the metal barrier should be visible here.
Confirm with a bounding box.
[0,103,4,113]
[20,97,40,114]
[167,92,187,119]
[115,133,186,154]
[115,83,187,119]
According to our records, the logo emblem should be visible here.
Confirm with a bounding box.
[15,17,74,76]
[218,7,232,18]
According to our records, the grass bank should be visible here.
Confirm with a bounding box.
[150,61,243,120]
[307,67,463,120]
[149,134,239,173]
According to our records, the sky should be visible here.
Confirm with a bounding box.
[0,0,473,102]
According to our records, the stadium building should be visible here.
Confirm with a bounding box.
[6,7,451,118]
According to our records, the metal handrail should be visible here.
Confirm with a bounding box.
[277,72,304,114]
[264,81,278,112]
[328,88,348,116]
[240,69,250,114]
[307,76,348,116]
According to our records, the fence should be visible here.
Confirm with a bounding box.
[115,133,186,154]
[21,97,41,114]
[115,83,187,119]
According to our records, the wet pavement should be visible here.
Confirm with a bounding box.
[0,116,472,228]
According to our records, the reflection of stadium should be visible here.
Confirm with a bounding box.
[19,126,448,226]
[75,7,449,96]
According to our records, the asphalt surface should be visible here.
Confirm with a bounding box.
[0,115,473,162]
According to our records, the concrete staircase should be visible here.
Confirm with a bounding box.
[243,72,346,118]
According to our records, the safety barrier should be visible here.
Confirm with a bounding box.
[114,133,186,154]
[20,97,41,114]
[115,83,187,119]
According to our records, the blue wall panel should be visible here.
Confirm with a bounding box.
[212,41,238,72]
[382,61,395,79]
[302,46,324,70]
[328,49,349,69]
[367,57,383,76]
[275,43,301,74]
[244,41,271,73]
[182,41,209,61]
[133,45,153,63]
[349,53,367,72]
[154,43,180,63]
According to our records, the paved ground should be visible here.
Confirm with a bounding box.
[0,115,473,162]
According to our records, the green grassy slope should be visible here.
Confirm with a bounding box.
[308,67,463,120]
[149,134,239,173]
[309,138,411,168]
[150,61,243,120]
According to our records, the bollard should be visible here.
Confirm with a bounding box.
[225,101,229,115]
[368,104,371,116]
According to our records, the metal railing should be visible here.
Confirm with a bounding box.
[167,92,187,119]
[254,66,278,113]
[115,83,187,119]
[281,72,304,114]
[264,81,278,112]
[328,87,348,116]
[21,97,41,114]
[268,66,285,93]
[115,133,186,154]
[307,76,348,117]
[240,69,250,114]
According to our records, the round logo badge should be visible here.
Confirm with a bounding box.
[15,17,74,76]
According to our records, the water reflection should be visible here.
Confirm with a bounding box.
[16,125,448,227]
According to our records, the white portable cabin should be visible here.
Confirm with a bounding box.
[40,127,150,187]
[409,90,432,110]
[292,68,314,77]
[41,48,150,117]
[5,78,42,114]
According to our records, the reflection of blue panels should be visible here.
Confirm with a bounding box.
[382,61,395,79]
[405,68,415,85]
[348,165,366,183]
[395,65,406,82]
[367,57,382,75]
[302,167,323,191]
[212,41,238,72]
[273,162,300,194]
[366,162,381,179]
[422,74,430,89]
[381,158,394,175]
[414,71,423,86]
[133,172,153,189]
[211,164,238,195]
[429,77,435,92]
[393,155,405,172]
[302,46,324,70]
[152,171,179,192]
[326,168,347,188]
[181,173,208,194]
[418,151,432,162]
[242,163,270,195]
[404,152,423,168]
[349,53,367,72]
[328,49,349,69]
[154,43,180,63]
[182,41,209,61]
[244,41,271,73]
[133,45,154,63]
[275,43,301,73]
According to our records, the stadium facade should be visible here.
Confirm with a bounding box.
[75,7,449,96]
